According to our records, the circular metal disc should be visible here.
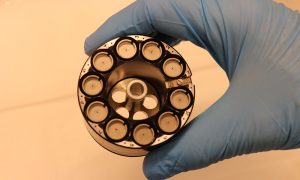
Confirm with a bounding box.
[78,35,195,157]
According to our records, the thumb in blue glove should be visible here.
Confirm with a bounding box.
[85,0,300,179]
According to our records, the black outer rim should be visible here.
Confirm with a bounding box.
[160,54,187,79]
[113,37,139,61]
[155,111,182,135]
[79,73,105,97]
[168,87,194,111]
[90,49,117,73]
[140,39,166,63]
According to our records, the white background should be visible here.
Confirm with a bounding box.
[0,0,299,179]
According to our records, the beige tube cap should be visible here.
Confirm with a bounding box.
[87,101,108,122]
[106,119,128,141]
[163,58,183,78]
[82,75,103,96]
[93,52,114,72]
[116,39,137,59]
[133,124,155,146]
[158,112,180,133]
[142,41,162,61]
[170,89,191,110]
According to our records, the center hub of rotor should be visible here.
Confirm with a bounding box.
[109,78,160,121]
[126,79,148,101]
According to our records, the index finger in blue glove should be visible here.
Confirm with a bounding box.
[85,1,151,55]
[84,0,207,55]
[85,0,254,80]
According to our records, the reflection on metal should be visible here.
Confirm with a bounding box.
[78,35,195,156]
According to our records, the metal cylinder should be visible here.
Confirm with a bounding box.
[78,35,195,156]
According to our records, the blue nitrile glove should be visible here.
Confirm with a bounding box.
[85,0,300,179]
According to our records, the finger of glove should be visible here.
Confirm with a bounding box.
[152,33,181,46]
[84,1,152,55]
[143,87,288,180]
[84,0,198,55]
[84,0,265,79]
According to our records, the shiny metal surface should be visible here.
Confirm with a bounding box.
[78,35,195,156]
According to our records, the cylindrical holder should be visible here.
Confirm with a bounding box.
[78,35,195,156]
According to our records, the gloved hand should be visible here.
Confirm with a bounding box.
[84,0,300,179]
